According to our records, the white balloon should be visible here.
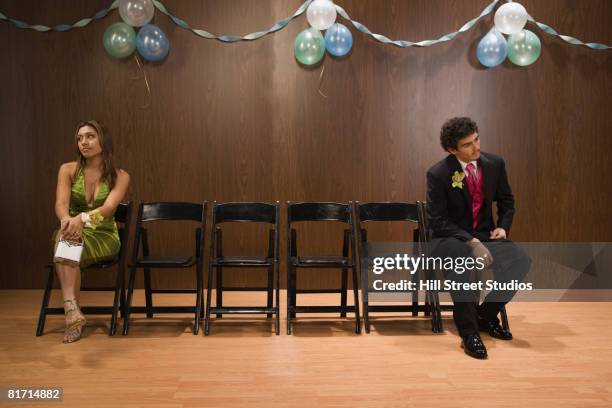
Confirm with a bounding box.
[307,0,337,30]
[119,0,155,27]
[494,2,528,35]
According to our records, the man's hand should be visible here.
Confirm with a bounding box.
[489,228,507,240]
[469,237,494,268]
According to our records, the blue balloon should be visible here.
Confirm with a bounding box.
[477,28,508,68]
[136,24,169,62]
[324,23,353,57]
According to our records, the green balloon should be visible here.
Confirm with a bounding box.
[103,22,136,58]
[294,27,325,66]
[507,29,541,67]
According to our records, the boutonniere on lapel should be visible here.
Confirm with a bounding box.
[451,171,465,189]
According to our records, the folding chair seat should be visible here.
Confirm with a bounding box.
[295,256,351,266]
[215,256,270,266]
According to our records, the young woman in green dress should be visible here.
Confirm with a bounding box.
[53,120,130,343]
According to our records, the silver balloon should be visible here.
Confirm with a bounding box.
[307,0,337,30]
[118,0,155,27]
[494,2,528,35]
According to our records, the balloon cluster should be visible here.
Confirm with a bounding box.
[103,0,169,62]
[477,2,541,68]
[294,0,353,65]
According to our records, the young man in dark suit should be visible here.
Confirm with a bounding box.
[426,117,531,359]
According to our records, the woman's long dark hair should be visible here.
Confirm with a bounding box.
[73,120,118,189]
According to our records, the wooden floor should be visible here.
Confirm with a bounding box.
[1,290,612,408]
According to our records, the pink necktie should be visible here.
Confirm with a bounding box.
[465,163,481,230]
[465,163,477,183]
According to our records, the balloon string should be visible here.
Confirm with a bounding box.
[133,54,152,109]
[130,54,140,80]
[317,63,328,98]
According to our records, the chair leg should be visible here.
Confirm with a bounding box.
[200,284,205,319]
[363,301,370,334]
[433,291,444,333]
[425,291,438,333]
[275,263,280,336]
[286,264,294,335]
[351,266,361,334]
[360,252,369,334]
[411,290,419,316]
[144,268,153,318]
[109,264,125,336]
[36,265,55,336]
[204,262,214,336]
[500,305,510,331]
[122,267,137,335]
[216,266,223,318]
[340,267,348,318]
[266,265,273,318]
[194,264,203,335]
[119,278,127,318]
[341,230,349,318]
[290,266,297,319]
[286,307,292,335]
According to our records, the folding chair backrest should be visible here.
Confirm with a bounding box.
[357,202,418,224]
[114,201,132,225]
[287,202,351,224]
[213,202,278,224]
[140,202,205,223]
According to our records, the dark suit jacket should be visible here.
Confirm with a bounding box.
[426,152,515,242]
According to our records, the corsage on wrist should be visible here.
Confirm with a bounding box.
[80,209,104,229]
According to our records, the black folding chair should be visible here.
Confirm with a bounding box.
[123,201,206,335]
[36,201,133,337]
[204,202,280,335]
[416,201,510,333]
[356,202,441,333]
[286,202,360,334]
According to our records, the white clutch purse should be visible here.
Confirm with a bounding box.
[54,237,83,265]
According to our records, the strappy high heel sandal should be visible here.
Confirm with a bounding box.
[63,299,86,343]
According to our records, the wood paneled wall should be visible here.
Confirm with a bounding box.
[1,0,611,289]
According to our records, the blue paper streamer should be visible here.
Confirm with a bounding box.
[334,0,500,47]
[0,1,119,32]
[151,0,310,42]
[526,15,611,50]
[0,0,610,50]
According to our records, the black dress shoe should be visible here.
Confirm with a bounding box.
[461,333,488,359]
[478,318,513,340]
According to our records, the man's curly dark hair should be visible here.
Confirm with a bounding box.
[440,117,479,151]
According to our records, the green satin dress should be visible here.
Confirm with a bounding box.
[53,168,120,268]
